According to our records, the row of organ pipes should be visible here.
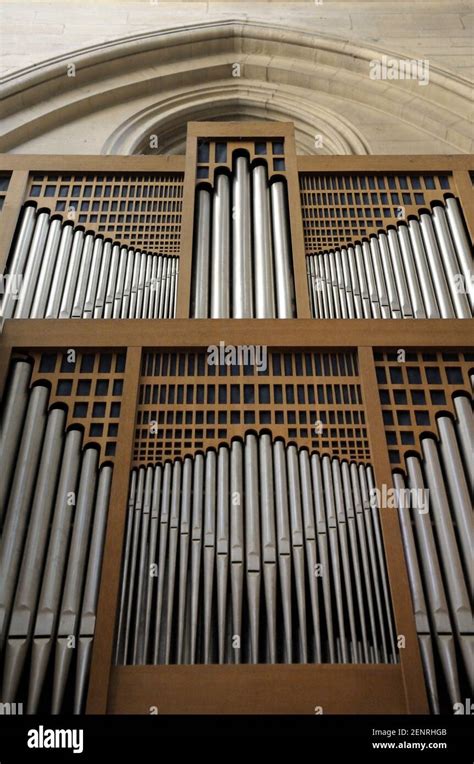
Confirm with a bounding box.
[394,391,473,714]
[192,157,296,318]
[306,198,473,319]
[0,205,179,321]
[0,360,112,713]
[115,434,397,668]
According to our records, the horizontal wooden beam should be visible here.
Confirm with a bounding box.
[297,155,474,172]
[0,155,185,173]
[2,318,472,349]
[108,664,406,715]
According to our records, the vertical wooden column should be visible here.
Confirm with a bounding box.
[452,170,474,244]
[358,346,428,714]
[176,130,198,318]
[0,170,29,274]
[0,342,13,399]
[284,127,311,318]
[86,345,142,714]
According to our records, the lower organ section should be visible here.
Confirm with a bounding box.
[115,434,397,667]
[0,358,114,713]
[394,402,473,714]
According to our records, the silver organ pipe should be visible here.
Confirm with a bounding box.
[1,205,179,320]
[210,174,230,319]
[306,199,473,319]
[233,157,253,318]
[0,360,112,713]
[115,434,397,667]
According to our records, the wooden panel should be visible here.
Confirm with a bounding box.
[108,664,407,715]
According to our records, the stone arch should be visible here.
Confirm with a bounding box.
[1,20,471,155]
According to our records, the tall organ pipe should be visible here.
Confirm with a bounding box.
[445,197,474,311]
[419,212,455,318]
[45,224,75,319]
[233,157,253,318]
[0,360,31,526]
[407,219,440,319]
[0,384,49,647]
[192,189,211,318]
[59,229,85,319]
[210,174,230,319]
[0,204,36,320]
[270,181,295,318]
[14,211,50,318]
[431,205,471,318]
[253,164,276,318]
[30,218,63,318]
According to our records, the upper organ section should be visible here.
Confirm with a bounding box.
[0,122,472,322]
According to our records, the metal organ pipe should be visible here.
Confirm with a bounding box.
[116,433,397,667]
[306,200,473,319]
[271,181,294,318]
[14,210,50,318]
[233,157,253,318]
[192,189,211,318]
[431,204,471,318]
[252,164,276,318]
[0,204,36,320]
[445,197,474,311]
[210,174,230,318]
[419,212,456,318]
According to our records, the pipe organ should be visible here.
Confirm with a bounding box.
[0,121,472,716]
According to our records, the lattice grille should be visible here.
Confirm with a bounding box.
[300,173,453,254]
[374,349,473,466]
[195,138,287,185]
[26,173,184,253]
[18,349,127,461]
[133,350,370,465]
